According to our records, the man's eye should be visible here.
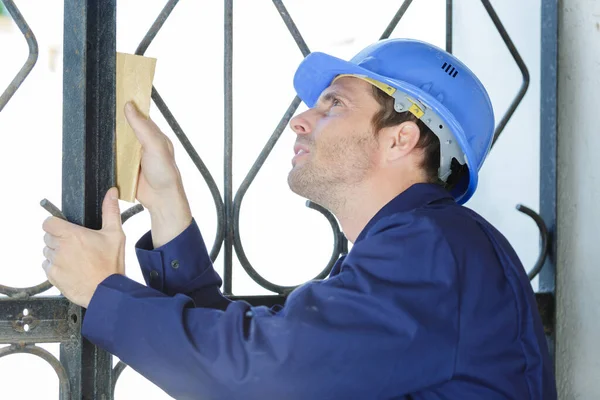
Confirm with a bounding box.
[331,98,342,107]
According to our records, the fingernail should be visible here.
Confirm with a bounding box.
[110,187,118,200]
[125,102,134,112]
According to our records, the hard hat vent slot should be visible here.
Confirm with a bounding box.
[441,62,459,78]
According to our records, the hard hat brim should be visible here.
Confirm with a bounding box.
[293,51,478,204]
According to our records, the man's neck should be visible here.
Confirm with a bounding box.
[332,176,425,243]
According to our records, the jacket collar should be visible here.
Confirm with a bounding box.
[354,183,455,244]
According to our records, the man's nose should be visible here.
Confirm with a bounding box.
[289,110,313,136]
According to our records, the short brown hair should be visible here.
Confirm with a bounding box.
[370,86,464,191]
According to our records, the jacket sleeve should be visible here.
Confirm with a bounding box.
[135,218,231,310]
[83,212,459,400]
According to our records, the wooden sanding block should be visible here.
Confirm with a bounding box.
[115,52,157,202]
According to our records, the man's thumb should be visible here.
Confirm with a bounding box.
[102,187,122,230]
[124,102,155,148]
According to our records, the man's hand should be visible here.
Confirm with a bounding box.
[41,188,125,308]
[125,102,192,248]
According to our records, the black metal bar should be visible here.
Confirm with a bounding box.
[0,199,67,299]
[379,0,414,40]
[41,198,67,220]
[0,297,76,344]
[272,0,310,57]
[232,98,343,294]
[86,2,117,228]
[445,0,453,53]
[61,0,116,398]
[0,344,71,399]
[305,201,347,280]
[534,292,555,336]
[109,173,141,397]
[0,198,123,301]
[112,361,128,398]
[129,0,226,262]
[539,0,558,363]
[151,88,225,261]
[62,0,116,226]
[229,1,345,295]
[224,0,234,295]
[120,204,144,224]
[231,98,300,294]
[0,0,38,112]
[113,0,180,240]
[0,281,52,299]
[135,0,180,56]
[515,205,549,280]
[228,295,287,309]
[480,0,530,147]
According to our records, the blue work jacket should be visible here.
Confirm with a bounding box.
[82,183,557,399]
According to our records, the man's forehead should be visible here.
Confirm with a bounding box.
[318,76,373,101]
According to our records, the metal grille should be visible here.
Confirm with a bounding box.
[0,0,558,398]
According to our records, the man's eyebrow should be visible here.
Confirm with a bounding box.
[317,90,353,105]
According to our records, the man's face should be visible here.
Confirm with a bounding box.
[287,77,381,206]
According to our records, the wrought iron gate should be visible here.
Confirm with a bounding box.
[0,0,558,398]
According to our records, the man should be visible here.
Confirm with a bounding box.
[42,39,557,399]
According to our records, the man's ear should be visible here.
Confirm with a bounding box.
[379,121,421,162]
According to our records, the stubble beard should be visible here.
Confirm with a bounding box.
[288,161,343,210]
[287,135,376,212]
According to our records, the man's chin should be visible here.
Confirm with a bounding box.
[287,169,309,198]
[287,172,301,195]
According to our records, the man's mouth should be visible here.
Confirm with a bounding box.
[294,144,310,156]
[292,144,310,166]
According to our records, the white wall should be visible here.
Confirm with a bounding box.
[453,0,542,287]
[555,1,600,398]
[0,1,546,398]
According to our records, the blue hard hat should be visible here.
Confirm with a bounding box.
[292,38,495,204]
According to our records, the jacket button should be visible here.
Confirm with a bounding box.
[150,270,159,280]
[171,260,179,269]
